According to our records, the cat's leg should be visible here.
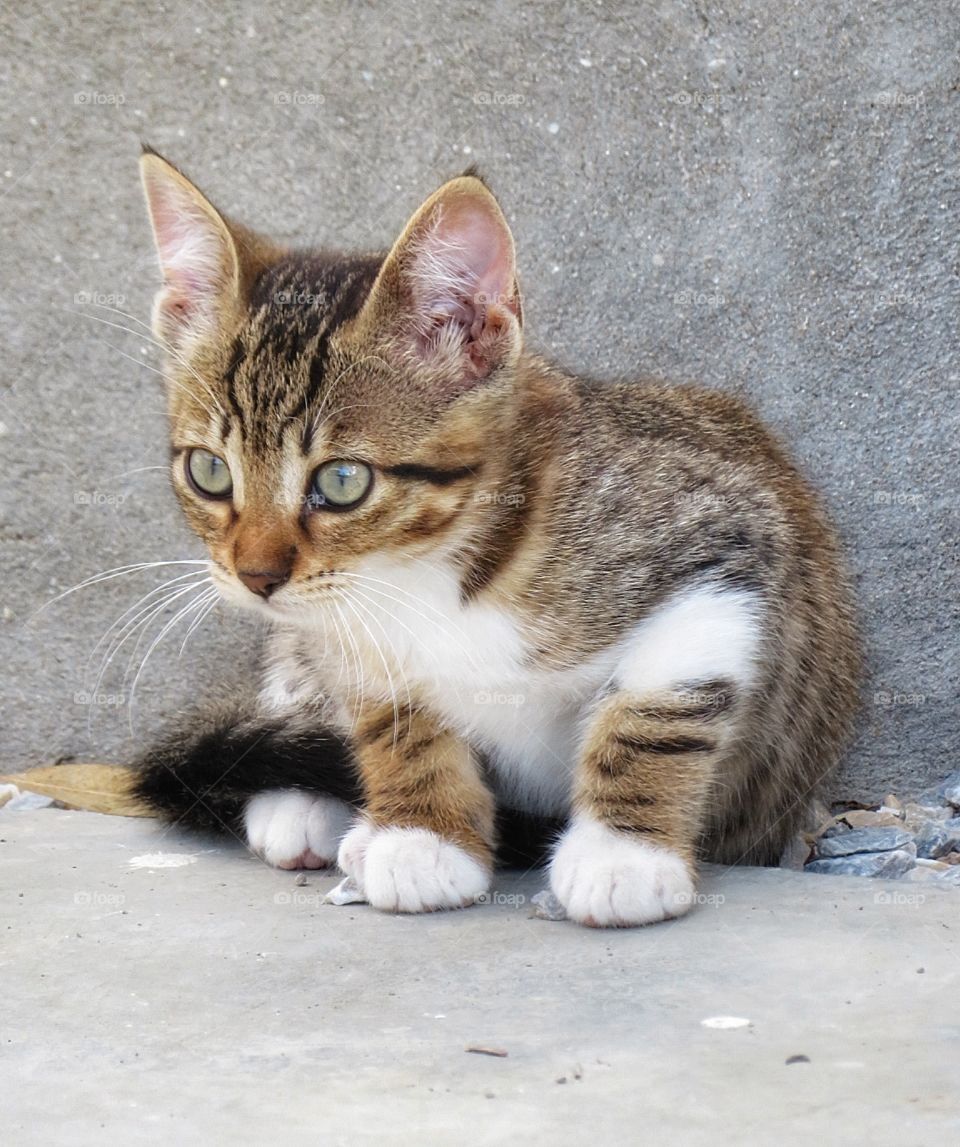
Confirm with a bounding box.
[244,790,355,870]
[337,702,494,913]
[550,585,762,927]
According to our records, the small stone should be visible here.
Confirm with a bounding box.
[294,872,307,886]
[944,782,960,808]
[785,1054,811,1065]
[945,852,960,865]
[531,890,567,921]
[915,817,960,860]
[806,848,916,879]
[902,803,951,834]
[816,826,913,859]
[837,810,903,830]
[881,794,904,814]
[821,821,850,838]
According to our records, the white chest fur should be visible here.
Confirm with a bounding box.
[262,561,763,818]
[327,556,612,815]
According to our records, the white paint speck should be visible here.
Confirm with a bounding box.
[547,122,560,134]
[218,76,229,88]
[701,1016,752,1030]
[579,57,592,68]
[129,853,198,869]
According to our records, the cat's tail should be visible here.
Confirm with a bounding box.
[131,704,362,837]
[132,705,558,868]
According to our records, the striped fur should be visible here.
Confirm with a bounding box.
[136,151,862,924]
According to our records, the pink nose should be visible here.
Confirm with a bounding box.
[237,568,289,599]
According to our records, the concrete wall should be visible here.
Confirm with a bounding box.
[2,1,956,801]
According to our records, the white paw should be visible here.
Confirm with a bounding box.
[337,820,490,913]
[244,790,354,869]
[549,820,695,927]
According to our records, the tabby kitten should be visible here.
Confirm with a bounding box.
[134,148,860,927]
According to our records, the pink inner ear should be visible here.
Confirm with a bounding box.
[413,199,517,318]
[143,168,233,330]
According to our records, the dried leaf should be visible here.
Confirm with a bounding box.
[0,764,154,817]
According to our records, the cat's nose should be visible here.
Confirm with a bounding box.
[237,568,289,599]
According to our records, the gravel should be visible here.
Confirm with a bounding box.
[793,773,960,885]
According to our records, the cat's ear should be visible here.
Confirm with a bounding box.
[139,149,241,349]
[360,175,523,387]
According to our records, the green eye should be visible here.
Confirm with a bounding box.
[311,460,373,510]
[186,449,233,498]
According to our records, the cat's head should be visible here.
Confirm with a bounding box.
[140,149,524,620]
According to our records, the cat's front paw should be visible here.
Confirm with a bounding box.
[337,820,490,913]
[549,820,696,927]
[245,790,353,869]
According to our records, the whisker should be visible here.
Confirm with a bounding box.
[340,593,403,751]
[36,559,210,617]
[126,586,220,732]
[178,589,220,656]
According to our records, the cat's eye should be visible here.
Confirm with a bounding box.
[186,449,233,499]
[310,460,373,510]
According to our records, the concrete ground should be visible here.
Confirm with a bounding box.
[2,807,958,1145]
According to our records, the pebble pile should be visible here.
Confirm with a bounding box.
[788,771,960,886]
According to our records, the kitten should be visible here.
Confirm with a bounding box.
[133,148,860,926]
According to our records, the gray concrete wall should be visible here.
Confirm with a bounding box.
[1,1,956,801]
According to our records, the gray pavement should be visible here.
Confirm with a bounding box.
[0,1,958,802]
[2,807,958,1145]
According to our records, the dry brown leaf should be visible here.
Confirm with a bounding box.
[0,764,155,817]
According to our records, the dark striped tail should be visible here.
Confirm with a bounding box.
[132,705,559,867]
